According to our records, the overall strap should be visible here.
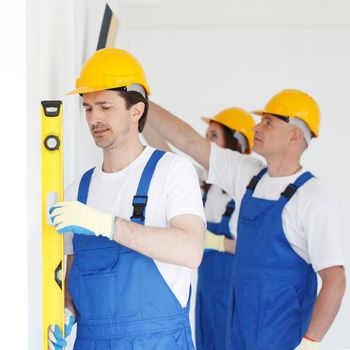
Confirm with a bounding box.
[77,167,95,204]
[252,171,315,260]
[218,199,235,235]
[202,191,208,206]
[246,167,268,194]
[130,150,165,225]
[280,171,315,201]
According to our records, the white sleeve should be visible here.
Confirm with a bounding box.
[207,142,264,199]
[165,158,206,224]
[303,199,346,272]
[193,163,206,182]
[63,181,79,255]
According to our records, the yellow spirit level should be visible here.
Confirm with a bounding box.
[41,100,64,349]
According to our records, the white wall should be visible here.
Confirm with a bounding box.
[27,1,350,349]
[1,1,27,349]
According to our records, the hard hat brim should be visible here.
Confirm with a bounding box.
[201,116,213,125]
[251,109,266,116]
[66,86,108,96]
[201,116,232,126]
[66,84,151,96]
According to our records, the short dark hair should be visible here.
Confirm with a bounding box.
[221,124,242,152]
[117,90,149,132]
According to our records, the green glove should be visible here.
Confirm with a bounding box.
[49,201,115,239]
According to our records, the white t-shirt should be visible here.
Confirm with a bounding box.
[196,166,235,235]
[204,185,233,234]
[64,146,206,307]
[207,143,345,272]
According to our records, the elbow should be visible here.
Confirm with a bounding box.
[336,273,346,306]
[339,270,346,296]
[185,234,204,269]
[334,267,346,295]
[187,248,203,269]
[322,266,347,298]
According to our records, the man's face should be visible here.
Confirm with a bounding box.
[82,90,135,150]
[252,113,293,158]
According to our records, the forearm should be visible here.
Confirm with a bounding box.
[113,216,205,269]
[143,122,172,152]
[148,101,210,169]
[304,266,346,341]
[224,237,236,254]
[51,203,205,269]
[205,231,236,254]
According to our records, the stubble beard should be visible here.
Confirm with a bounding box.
[95,137,115,150]
[94,124,131,150]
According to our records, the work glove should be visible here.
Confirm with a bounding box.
[204,230,225,252]
[48,308,76,350]
[49,201,115,239]
[294,337,320,350]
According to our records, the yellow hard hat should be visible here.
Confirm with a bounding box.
[201,108,255,153]
[252,89,320,137]
[67,48,151,96]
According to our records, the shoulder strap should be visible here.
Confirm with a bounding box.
[222,199,235,219]
[218,199,235,237]
[202,191,208,206]
[280,171,315,201]
[252,171,316,257]
[77,167,95,204]
[76,151,165,224]
[246,167,268,193]
[130,150,166,225]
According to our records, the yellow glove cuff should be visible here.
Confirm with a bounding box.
[295,337,320,350]
[98,211,115,239]
[205,230,225,252]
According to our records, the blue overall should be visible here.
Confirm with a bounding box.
[68,150,194,350]
[195,190,236,350]
[227,168,318,350]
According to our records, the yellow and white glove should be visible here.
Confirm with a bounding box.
[49,201,115,239]
[205,230,225,252]
[295,337,320,350]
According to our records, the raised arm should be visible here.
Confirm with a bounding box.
[143,121,172,152]
[147,101,210,169]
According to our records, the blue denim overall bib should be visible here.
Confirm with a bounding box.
[69,150,194,350]
[227,168,317,350]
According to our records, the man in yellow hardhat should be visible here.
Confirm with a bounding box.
[145,89,346,350]
[144,106,255,350]
[47,48,206,350]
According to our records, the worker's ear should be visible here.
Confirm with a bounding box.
[130,102,145,123]
[289,126,303,147]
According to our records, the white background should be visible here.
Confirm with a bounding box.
[0,0,27,349]
[7,0,348,349]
